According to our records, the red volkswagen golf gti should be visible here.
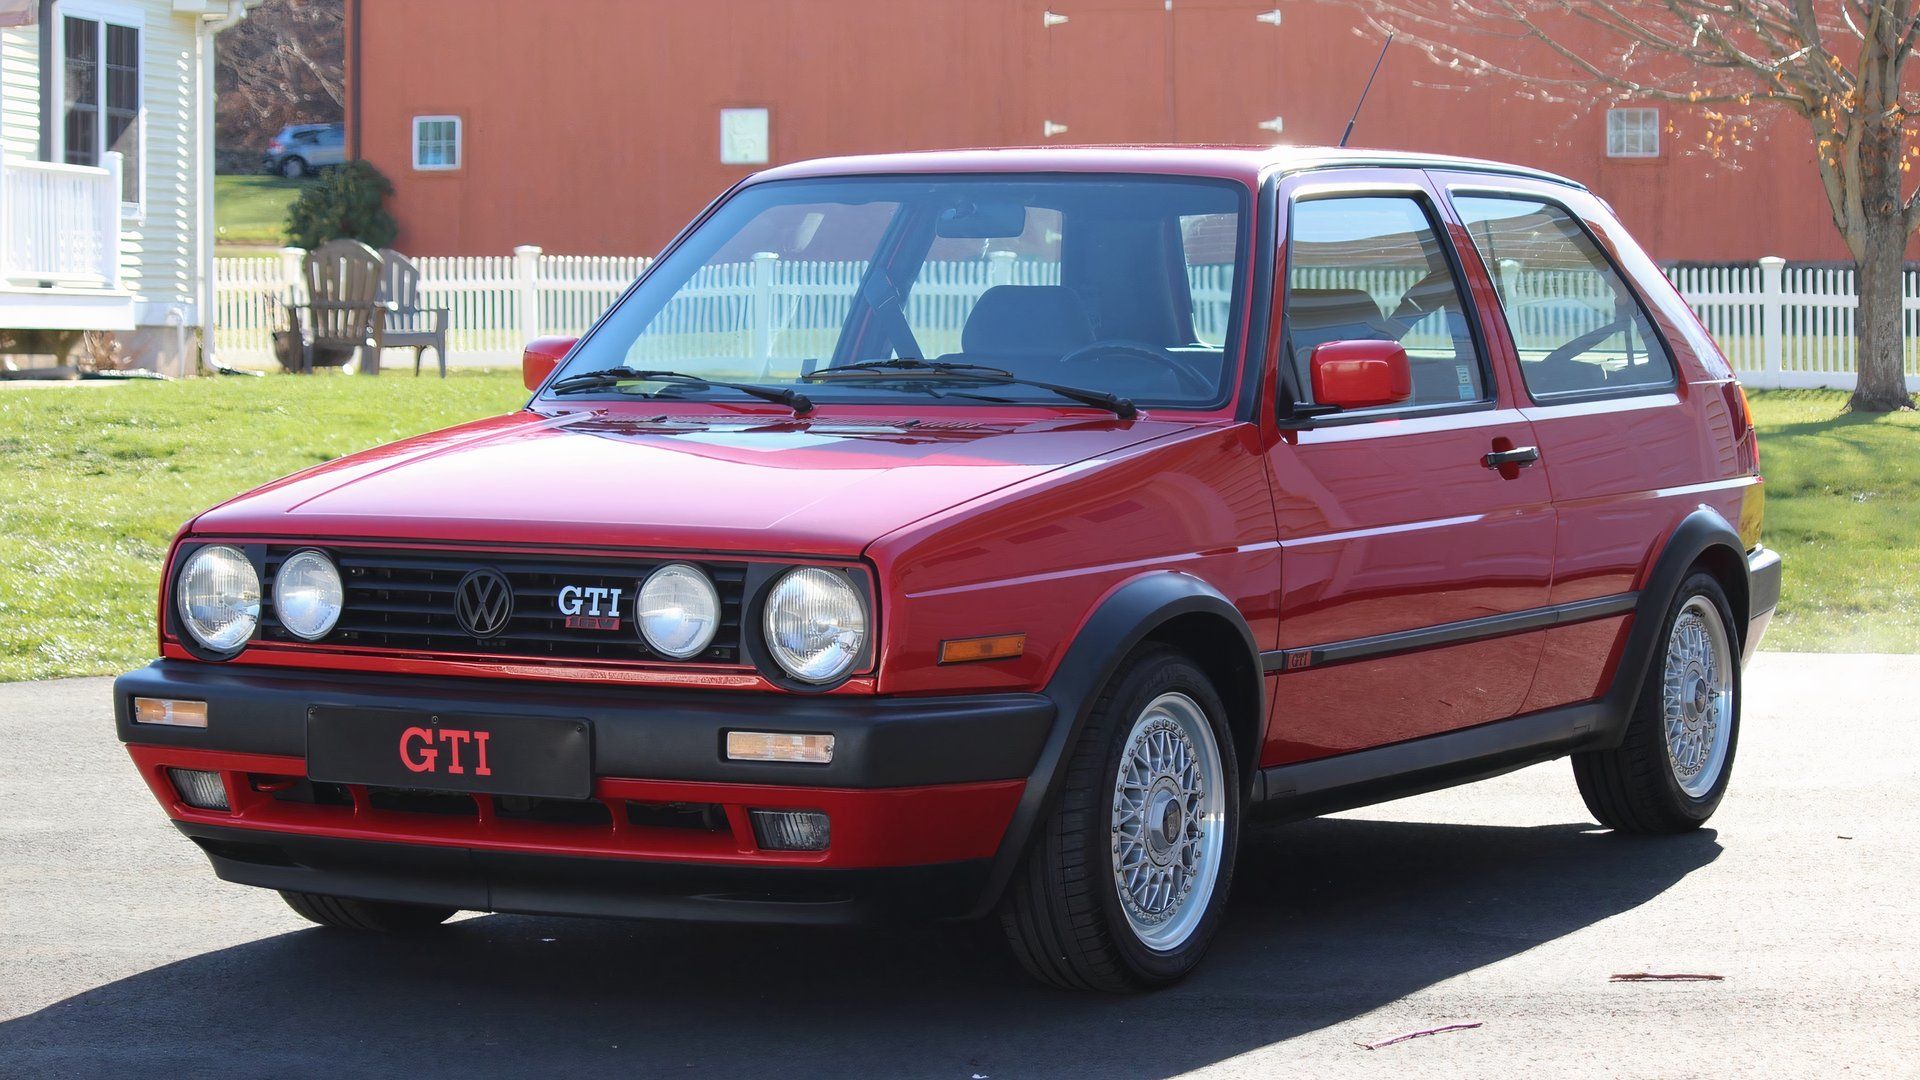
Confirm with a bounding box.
[116,147,1779,991]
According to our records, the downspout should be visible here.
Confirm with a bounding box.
[192,0,249,373]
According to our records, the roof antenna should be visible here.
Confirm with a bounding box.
[1339,33,1394,148]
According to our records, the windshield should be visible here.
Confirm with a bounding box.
[547,175,1250,410]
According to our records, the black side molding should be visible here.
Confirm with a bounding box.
[1262,592,1638,673]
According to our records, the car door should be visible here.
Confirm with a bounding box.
[1260,170,1556,766]
[1444,180,1702,714]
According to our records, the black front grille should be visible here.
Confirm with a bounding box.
[260,546,747,664]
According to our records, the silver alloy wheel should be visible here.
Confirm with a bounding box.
[1110,691,1225,952]
[1662,596,1734,798]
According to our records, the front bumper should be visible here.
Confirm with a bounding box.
[116,662,1054,921]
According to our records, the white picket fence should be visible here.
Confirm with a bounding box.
[211,248,1918,389]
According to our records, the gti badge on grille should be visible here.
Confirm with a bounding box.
[454,568,515,638]
[557,584,623,631]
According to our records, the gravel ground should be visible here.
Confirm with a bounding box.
[1,652,1914,1078]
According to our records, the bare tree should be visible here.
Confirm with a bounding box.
[1339,0,1918,412]
[216,0,343,160]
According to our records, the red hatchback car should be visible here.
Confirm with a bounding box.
[117,147,1778,991]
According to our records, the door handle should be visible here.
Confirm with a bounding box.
[1483,446,1541,469]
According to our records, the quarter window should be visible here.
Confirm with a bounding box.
[62,15,141,207]
[412,116,461,171]
[1284,194,1486,408]
[1606,108,1660,158]
[1453,195,1675,398]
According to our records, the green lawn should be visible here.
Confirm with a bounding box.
[0,370,526,681]
[1746,389,1920,652]
[214,174,310,249]
[0,378,1910,681]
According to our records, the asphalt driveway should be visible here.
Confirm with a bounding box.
[1,652,1914,1078]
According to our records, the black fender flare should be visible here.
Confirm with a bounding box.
[1594,505,1749,746]
[965,571,1263,918]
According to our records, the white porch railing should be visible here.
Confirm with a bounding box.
[211,247,1917,390]
[0,151,122,289]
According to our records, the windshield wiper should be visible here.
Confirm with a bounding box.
[803,359,1137,419]
[548,368,813,415]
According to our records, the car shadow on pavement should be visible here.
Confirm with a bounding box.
[0,815,1719,1078]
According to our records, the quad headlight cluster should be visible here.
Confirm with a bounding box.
[176,545,345,653]
[173,546,868,683]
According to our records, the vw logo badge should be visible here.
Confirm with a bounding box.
[454,568,515,638]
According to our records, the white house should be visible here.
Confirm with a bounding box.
[0,0,257,375]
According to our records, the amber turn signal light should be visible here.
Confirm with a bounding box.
[938,633,1026,665]
[133,697,208,729]
[726,731,835,764]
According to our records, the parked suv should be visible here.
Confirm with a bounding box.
[261,123,344,178]
[116,147,1779,991]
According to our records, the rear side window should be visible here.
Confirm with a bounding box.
[1452,195,1675,398]
[1284,195,1486,408]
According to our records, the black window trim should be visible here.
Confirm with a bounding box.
[1442,183,1681,408]
[1275,181,1500,429]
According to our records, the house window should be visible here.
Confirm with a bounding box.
[61,14,141,207]
[1606,108,1660,158]
[412,116,461,171]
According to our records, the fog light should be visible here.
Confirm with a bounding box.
[750,809,830,851]
[134,697,208,728]
[726,731,834,764]
[168,768,230,811]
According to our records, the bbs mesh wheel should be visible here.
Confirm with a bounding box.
[998,644,1239,992]
[1574,571,1741,833]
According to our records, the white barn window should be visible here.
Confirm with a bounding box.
[1606,108,1660,159]
[412,115,462,171]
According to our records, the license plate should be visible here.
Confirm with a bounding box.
[306,706,593,800]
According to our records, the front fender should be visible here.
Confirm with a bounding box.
[965,571,1261,918]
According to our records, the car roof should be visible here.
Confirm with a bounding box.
[747,145,1585,190]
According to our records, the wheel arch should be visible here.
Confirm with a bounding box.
[966,571,1264,918]
[1601,507,1750,739]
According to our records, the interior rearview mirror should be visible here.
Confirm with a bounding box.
[523,336,579,392]
[1308,340,1412,411]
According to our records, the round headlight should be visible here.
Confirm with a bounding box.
[176,545,260,653]
[638,563,720,659]
[273,549,343,641]
[763,567,867,684]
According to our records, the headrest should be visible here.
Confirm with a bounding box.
[961,286,1097,356]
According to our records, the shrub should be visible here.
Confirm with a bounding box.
[284,160,398,249]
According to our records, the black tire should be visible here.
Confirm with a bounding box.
[998,644,1240,992]
[1573,571,1741,834]
[280,890,456,933]
[280,156,308,179]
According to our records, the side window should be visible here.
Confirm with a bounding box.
[1284,195,1486,408]
[1452,195,1675,398]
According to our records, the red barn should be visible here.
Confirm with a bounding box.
[344,0,1849,262]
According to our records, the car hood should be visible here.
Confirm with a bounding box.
[190,409,1198,556]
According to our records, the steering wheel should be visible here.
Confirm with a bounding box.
[1057,339,1215,397]
[1539,317,1631,367]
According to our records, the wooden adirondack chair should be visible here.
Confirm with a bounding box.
[376,249,451,377]
[286,239,385,374]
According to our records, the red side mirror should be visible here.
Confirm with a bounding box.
[1309,340,1412,410]
[522,336,578,392]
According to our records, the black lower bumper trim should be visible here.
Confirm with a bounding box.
[115,661,1054,789]
[180,822,992,925]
